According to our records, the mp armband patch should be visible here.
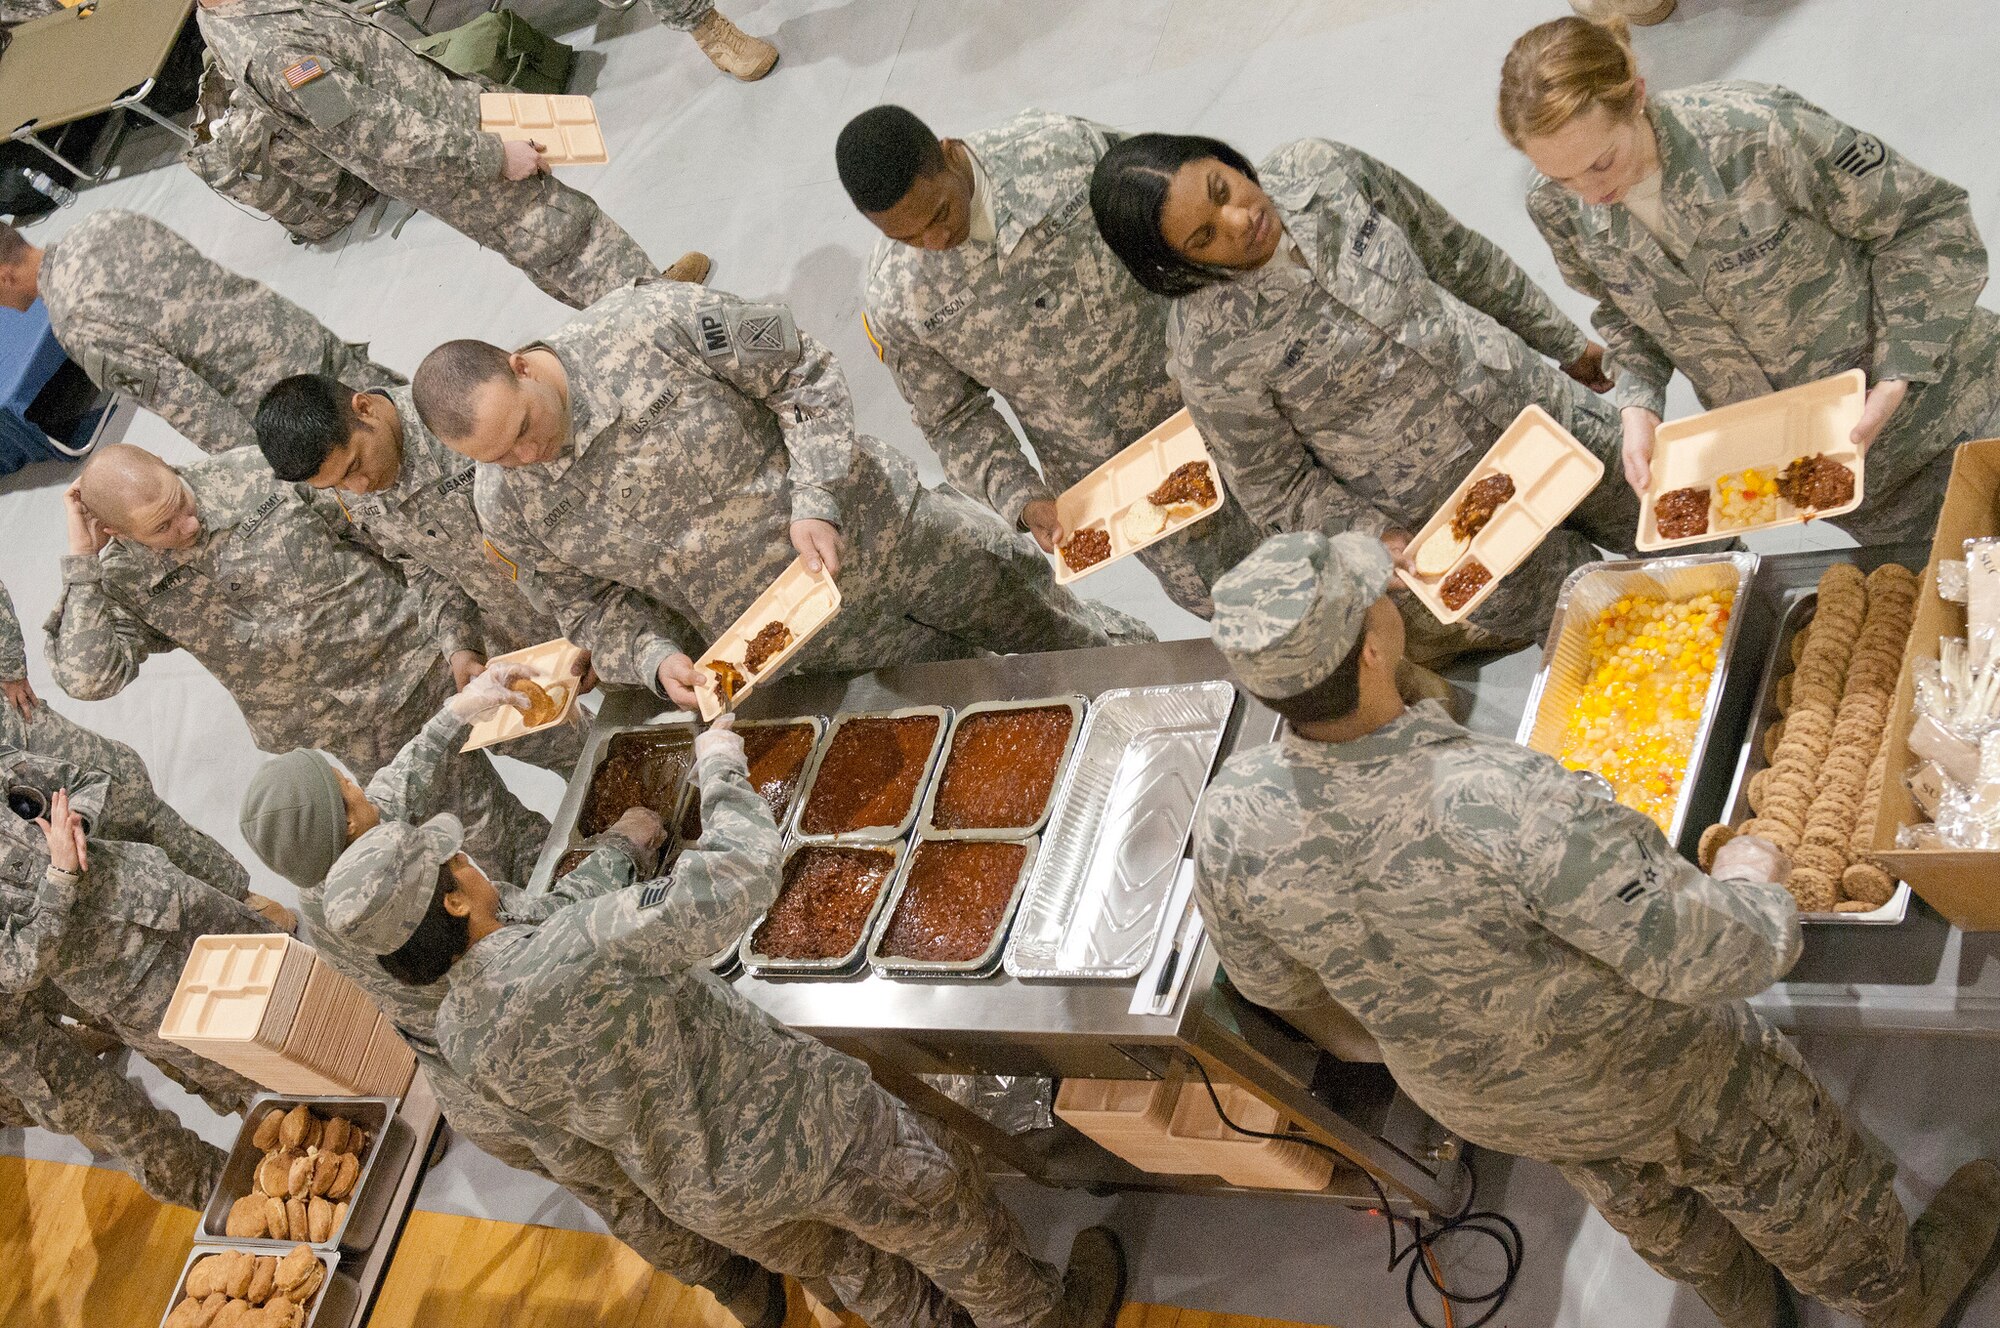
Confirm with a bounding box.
[695,302,799,369]
[1832,132,1886,179]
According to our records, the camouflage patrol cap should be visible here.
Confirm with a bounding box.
[1211,531,1392,698]
[322,815,464,956]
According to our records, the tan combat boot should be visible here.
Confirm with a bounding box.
[662,251,712,285]
[1876,1160,2000,1328]
[692,10,779,81]
[1058,1226,1126,1328]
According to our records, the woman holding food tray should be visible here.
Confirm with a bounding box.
[1500,15,2000,546]
[1090,131,1650,665]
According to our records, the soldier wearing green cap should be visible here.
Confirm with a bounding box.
[238,669,792,1328]
[359,716,1126,1328]
[1194,530,2000,1328]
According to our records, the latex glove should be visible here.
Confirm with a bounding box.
[244,892,299,934]
[1712,834,1792,885]
[790,518,845,578]
[449,650,487,691]
[694,713,742,763]
[63,484,111,557]
[2,676,38,719]
[1020,498,1063,554]
[500,138,550,180]
[1380,528,1414,574]
[448,660,533,721]
[1564,341,1614,393]
[1851,379,1909,456]
[1620,406,1660,493]
[658,653,702,710]
[35,788,88,874]
[608,808,667,854]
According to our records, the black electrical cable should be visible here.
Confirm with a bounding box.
[1181,1054,1524,1328]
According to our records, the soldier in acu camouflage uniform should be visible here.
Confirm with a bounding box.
[0,986,229,1209]
[3,577,253,898]
[412,281,1148,713]
[254,373,585,775]
[237,672,789,1328]
[1091,133,1646,664]
[329,712,1125,1328]
[0,747,273,1115]
[843,105,1261,620]
[1501,19,2000,545]
[193,0,704,310]
[45,444,545,885]
[1193,529,2000,1328]
[0,212,400,455]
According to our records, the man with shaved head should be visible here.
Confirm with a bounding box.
[411,281,1147,711]
[45,444,546,885]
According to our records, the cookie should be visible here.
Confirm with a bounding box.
[1788,868,1839,913]
[251,1109,285,1153]
[327,1151,360,1202]
[1699,822,1736,871]
[1842,863,1897,907]
[247,1257,276,1308]
[226,1194,267,1239]
[278,1104,311,1151]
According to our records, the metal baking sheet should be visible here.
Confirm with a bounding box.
[200,1095,408,1254]
[868,835,1039,978]
[1517,552,1758,855]
[916,697,1085,841]
[789,705,951,844]
[1005,681,1236,980]
[1718,589,1912,925]
[158,1243,352,1328]
[740,841,904,977]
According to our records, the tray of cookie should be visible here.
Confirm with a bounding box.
[159,1243,352,1328]
[202,1096,410,1254]
[1636,370,1867,552]
[1698,558,1921,923]
[694,556,843,721]
[1053,410,1226,583]
[1397,405,1607,624]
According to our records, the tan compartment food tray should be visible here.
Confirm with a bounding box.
[1395,404,1605,625]
[1636,369,1866,552]
[462,637,587,752]
[1053,409,1225,583]
[694,556,842,722]
[478,93,607,164]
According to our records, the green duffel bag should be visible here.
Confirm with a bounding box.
[413,9,574,95]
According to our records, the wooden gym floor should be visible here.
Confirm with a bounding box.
[1,1156,1307,1328]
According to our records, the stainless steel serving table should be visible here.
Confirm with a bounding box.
[544,639,1472,1216]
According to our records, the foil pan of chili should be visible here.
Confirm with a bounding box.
[869,836,1039,977]
[740,842,903,976]
[791,706,951,843]
[917,697,1085,840]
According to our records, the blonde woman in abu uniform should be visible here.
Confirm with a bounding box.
[1500,16,2000,545]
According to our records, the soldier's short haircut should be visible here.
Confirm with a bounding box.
[412,339,515,443]
[377,863,471,987]
[835,105,949,213]
[256,375,359,482]
[0,224,26,268]
[1091,133,1261,298]
[1259,633,1367,726]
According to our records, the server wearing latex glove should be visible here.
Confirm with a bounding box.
[0,212,400,455]
[411,282,1148,713]
[1192,530,2000,1328]
[1091,131,1647,667]
[237,679,791,1328]
[255,374,591,775]
[47,443,545,885]
[841,105,1261,620]
[333,711,1127,1328]
[1501,16,2000,545]
[193,0,708,307]
[0,757,275,1117]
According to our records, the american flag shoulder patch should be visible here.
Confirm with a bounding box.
[282,57,328,88]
